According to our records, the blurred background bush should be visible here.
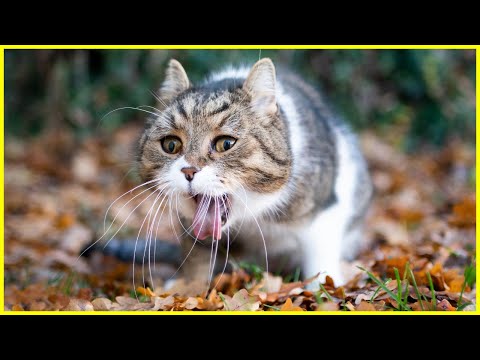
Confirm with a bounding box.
[5,49,475,151]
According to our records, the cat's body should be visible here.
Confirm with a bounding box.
[134,58,372,286]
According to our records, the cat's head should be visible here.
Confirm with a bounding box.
[137,58,291,240]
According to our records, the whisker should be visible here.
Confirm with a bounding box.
[169,193,212,280]
[77,182,165,260]
[101,183,169,250]
[145,189,171,291]
[103,178,161,232]
[213,196,231,290]
[228,180,269,275]
[137,188,165,294]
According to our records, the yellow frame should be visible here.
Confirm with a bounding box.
[0,45,477,315]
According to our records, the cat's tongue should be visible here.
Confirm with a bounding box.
[193,195,222,240]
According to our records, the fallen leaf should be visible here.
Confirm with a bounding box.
[436,299,456,311]
[222,289,260,311]
[449,197,475,227]
[356,301,377,311]
[64,299,94,311]
[92,298,113,311]
[30,301,47,311]
[184,297,199,310]
[152,296,175,311]
[136,286,155,297]
[316,302,339,311]
[344,302,356,311]
[280,298,304,311]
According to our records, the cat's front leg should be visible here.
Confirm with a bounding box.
[300,206,346,287]
[177,237,214,284]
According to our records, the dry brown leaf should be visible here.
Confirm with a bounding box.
[344,302,356,311]
[334,287,346,299]
[152,296,175,311]
[325,275,335,288]
[48,293,70,309]
[222,289,260,311]
[260,272,283,293]
[136,286,155,297]
[449,197,476,227]
[436,299,456,311]
[30,301,47,311]
[92,298,113,311]
[280,298,304,311]
[288,287,304,296]
[316,302,339,311]
[184,297,199,310]
[77,288,92,300]
[64,299,94,311]
[356,301,377,311]
[115,296,138,307]
[12,304,24,311]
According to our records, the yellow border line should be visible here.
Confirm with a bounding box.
[476,48,479,310]
[0,45,478,50]
[0,48,4,312]
[0,45,478,315]
[1,310,475,315]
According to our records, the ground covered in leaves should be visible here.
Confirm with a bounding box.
[4,125,476,311]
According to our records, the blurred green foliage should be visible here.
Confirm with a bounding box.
[5,49,475,150]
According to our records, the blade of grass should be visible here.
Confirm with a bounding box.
[218,292,229,311]
[317,281,333,302]
[369,279,391,304]
[293,267,301,283]
[426,272,436,311]
[314,292,324,304]
[402,261,409,280]
[263,304,281,311]
[358,266,410,311]
[393,268,403,308]
[406,264,425,311]
[457,261,475,309]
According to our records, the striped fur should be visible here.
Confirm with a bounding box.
[136,58,373,285]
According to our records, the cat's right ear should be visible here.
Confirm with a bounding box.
[158,59,190,105]
[243,58,277,116]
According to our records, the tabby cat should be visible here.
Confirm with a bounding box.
[132,58,373,286]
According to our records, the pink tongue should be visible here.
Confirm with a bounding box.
[193,195,222,240]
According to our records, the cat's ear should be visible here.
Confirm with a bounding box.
[159,59,190,104]
[243,58,277,115]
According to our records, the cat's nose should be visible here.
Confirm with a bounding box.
[181,167,199,181]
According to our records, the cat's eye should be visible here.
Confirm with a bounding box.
[214,136,237,153]
[161,136,182,154]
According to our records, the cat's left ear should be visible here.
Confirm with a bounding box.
[159,59,191,104]
[243,58,277,115]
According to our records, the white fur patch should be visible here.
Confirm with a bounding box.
[208,67,250,83]
[166,156,224,196]
[300,125,359,286]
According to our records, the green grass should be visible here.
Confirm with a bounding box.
[358,266,410,311]
[360,261,476,311]
[426,272,436,311]
[218,292,229,310]
[406,264,426,311]
[317,282,334,302]
[457,259,476,310]
[238,261,264,282]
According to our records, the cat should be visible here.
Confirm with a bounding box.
[118,57,373,287]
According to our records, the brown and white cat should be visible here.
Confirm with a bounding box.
[129,58,373,287]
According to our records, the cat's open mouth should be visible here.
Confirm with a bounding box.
[192,194,230,241]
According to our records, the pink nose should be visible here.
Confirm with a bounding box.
[181,167,198,181]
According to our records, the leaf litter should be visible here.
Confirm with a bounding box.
[4,127,476,311]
